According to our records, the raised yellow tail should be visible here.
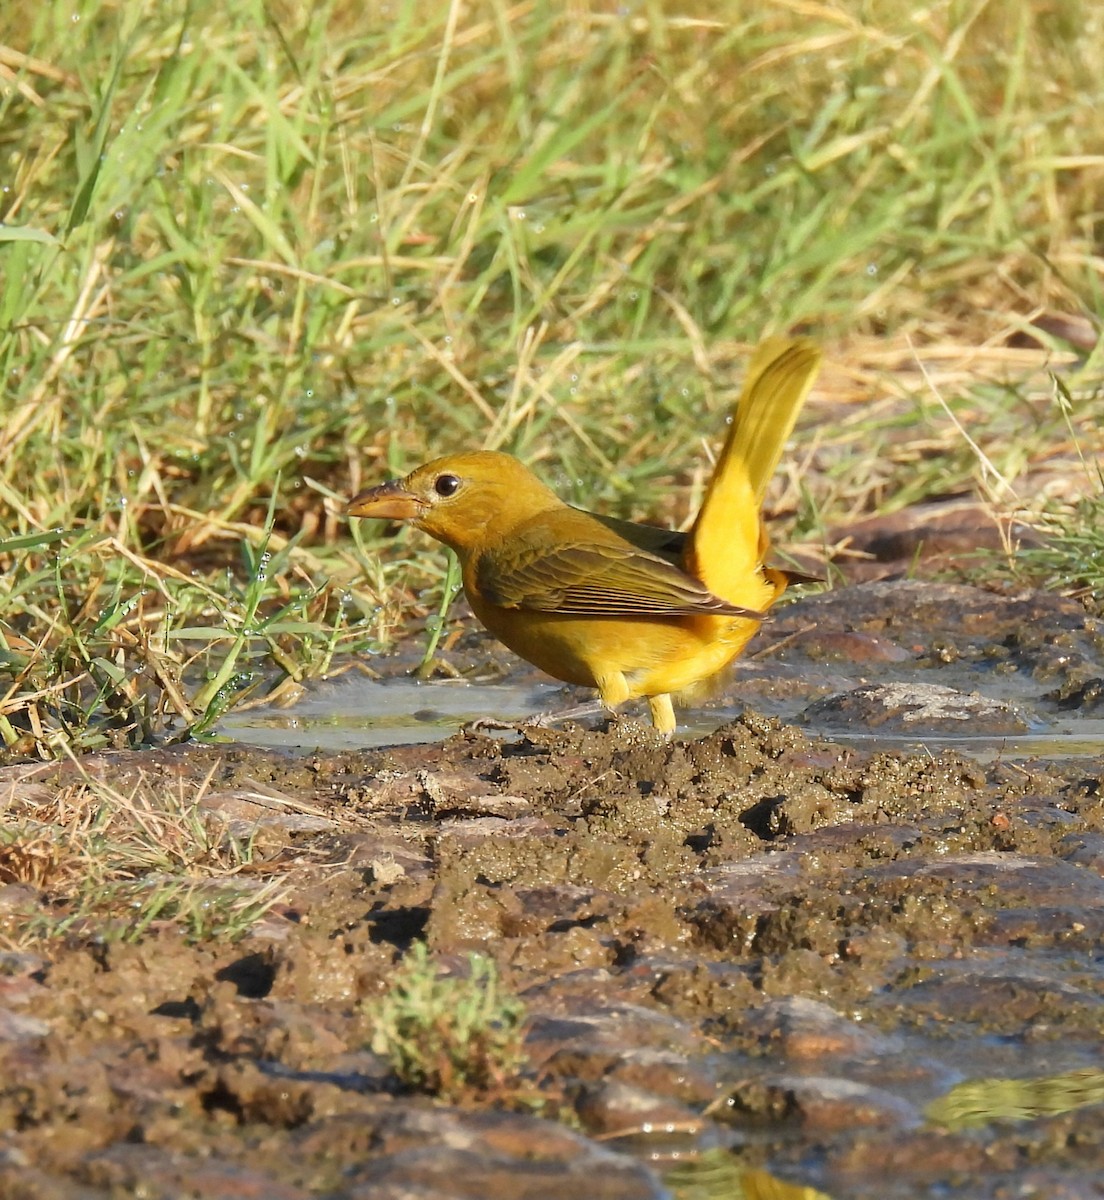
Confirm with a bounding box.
[685,338,821,604]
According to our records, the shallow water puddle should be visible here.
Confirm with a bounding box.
[219,671,1104,760]
[802,722,1104,761]
[220,674,563,749]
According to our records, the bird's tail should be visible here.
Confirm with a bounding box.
[684,338,822,607]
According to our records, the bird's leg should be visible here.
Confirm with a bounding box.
[647,692,677,737]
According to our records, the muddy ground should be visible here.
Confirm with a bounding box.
[2,572,1104,1200]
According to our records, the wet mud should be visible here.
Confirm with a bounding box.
[2,580,1104,1199]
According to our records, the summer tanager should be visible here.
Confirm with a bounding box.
[347,338,821,734]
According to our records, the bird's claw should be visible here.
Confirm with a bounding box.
[459,716,522,735]
[460,699,607,737]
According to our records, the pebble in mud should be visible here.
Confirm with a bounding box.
[574,1077,703,1138]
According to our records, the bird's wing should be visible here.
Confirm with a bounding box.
[573,509,687,564]
[475,539,762,619]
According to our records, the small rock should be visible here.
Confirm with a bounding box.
[743,996,904,1060]
[342,1107,666,1200]
[722,1074,920,1132]
[0,1007,49,1041]
[575,1078,702,1138]
[801,682,1030,735]
[79,1144,311,1199]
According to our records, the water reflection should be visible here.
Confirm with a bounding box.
[666,1152,833,1200]
[927,1067,1104,1130]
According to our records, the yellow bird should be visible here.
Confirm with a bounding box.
[348,338,821,734]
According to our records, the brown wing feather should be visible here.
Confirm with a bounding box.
[571,510,820,587]
[475,540,762,619]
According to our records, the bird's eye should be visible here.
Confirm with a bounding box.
[434,474,461,497]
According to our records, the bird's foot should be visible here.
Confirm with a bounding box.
[523,699,608,728]
[460,698,608,737]
[460,715,523,734]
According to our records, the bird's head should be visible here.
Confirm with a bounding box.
[346,451,562,554]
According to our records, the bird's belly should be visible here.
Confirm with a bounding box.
[469,596,760,699]
[626,613,762,699]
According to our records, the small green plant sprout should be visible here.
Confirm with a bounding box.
[367,941,528,1103]
[1013,372,1104,598]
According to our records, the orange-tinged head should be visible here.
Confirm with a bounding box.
[346,451,565,555]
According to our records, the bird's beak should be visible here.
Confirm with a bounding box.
[346,479,423,521]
